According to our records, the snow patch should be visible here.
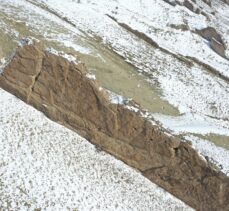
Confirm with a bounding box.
[107,90,129,105]
[46,47,79,64]
[153,113,229,136]
[86,73,96,80]
[18,37,34,47]
[0,57,7,74]
[185,135,229,176]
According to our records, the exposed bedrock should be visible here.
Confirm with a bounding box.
[196,27,227,58]
[0,43,229,211]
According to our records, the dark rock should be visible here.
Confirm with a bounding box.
[163,0,176,6]
[170,24,190,31]
[210,38,226,58]
[183,0,203,14]
[183,0,195,12]
[196,27,226,58]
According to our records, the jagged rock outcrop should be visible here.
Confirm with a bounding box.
[196,27,226,58]
[0,43,229,211]
[197,27,224,44]
[210,38,226,58]
[183,0,196,13]
[163,0,210,14]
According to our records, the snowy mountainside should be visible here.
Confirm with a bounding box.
[0,0,229,209]
[26,0,229,143]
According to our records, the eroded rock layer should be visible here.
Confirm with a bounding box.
[0,43,229,211]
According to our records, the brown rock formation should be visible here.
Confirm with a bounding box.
[0,43,229,211]
[163,0,177,6]
[197,27,224,44]
[196,27,227,58]
[210,38,226,58]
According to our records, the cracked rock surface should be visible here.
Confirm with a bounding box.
[0,43,229,211]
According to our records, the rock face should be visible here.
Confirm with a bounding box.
[210,38,226,58]
[197,27,226,58]
[197,27,224,44]
[0,43,229,211]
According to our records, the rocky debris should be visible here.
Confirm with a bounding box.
[163,4,227,58]
[107,15,229,82]
[162,0,216,21]
[196,27,227,58]
[0,43,229,211]
[170,24,190,31]
[163,0,210,14]
[183,0,202,14]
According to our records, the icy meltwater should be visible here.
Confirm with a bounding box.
[0,0,228,150]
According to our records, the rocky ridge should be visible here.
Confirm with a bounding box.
[0,43,229,211]
[196,27,226,58]
[163,0,228,59]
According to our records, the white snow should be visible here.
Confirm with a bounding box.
[35,0,229,78]
[46,47,79,64]
[0,0,229,208]
[107,90,128,105]
[0,88,193,210]
[185,135,229,176]
[153,113,229,136]
[0,58,6,74]
[125,105,140,113]
[86,73,96,80]
[18,37,34,47]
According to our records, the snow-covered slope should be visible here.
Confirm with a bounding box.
[0,89,193,210]
[33,0,229,78]
[24,0,229,143]
[0,0,229,209]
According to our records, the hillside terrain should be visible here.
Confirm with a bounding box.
[0,0,229,210]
